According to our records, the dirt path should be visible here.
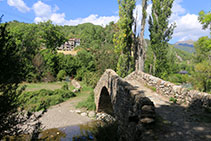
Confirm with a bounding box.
[127,79,211,141]
[37,94,92,130]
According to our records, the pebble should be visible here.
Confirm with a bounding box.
[69,110,74,113]
[75,110,81,114]
[81,112,87,116]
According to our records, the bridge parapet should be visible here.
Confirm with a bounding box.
[94,69,155,140]
[126,71,211,110]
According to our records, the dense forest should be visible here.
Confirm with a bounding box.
[0,0,210,139]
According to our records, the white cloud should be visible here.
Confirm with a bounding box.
[172,13,209,41]
[7,0,30,13]
[170,0,209,41]
[32,1,118,27]
[65,14,119,26]
[133,4,152,34]
[33,1,51,17]
[172,0,186,15]
[51,13,66,25]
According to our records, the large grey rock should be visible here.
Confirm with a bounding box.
[88,111,96,118]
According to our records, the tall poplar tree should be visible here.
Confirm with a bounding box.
[149,0,175,78]
[137,0,148,71]
[114,0,136,77]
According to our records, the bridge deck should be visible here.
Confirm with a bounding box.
[125,79,211,141]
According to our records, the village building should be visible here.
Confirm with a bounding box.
[57,38,80,51]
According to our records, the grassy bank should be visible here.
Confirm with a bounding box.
[18,81,95,112]
[21,81,75,92]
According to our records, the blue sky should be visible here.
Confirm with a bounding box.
[0,0,210,43]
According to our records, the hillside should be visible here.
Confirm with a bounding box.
[174,40,195,53]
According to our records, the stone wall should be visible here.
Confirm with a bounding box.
[126,71,211,110]
[94,69,156,140]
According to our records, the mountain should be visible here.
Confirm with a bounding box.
[175,39,195,47]
[174,40,195,53]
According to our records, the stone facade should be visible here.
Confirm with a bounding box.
[94,69,155,140]
[57,38,80,51]
[126,71,211,110]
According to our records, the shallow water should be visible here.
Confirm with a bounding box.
[3,121,99,141]
[38,121,99,141]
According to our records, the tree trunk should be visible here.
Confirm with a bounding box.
[134,10,139,71]
[153,53,156,75]
[138,0,148,72]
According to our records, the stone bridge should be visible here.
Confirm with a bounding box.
[94,69,211,140]
[94,69,155,140]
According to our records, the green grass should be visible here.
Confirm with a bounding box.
[74,82,95,110]
[19,81,95,112]
[19,83,76,112]
[169,97,177,103]
[76,91,96,110]
[145,84,157,92]
[21,81,71,92]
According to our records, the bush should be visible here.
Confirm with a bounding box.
[57,70,67,81]
[61,82,69,90]
[19,88,75,112]
[83,71,100,88]
[167,74,188,84]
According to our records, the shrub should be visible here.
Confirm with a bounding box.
[83,71,100,88]
[57,70,67,81]
[167,74,188,84]
[61,82,69,90]
[19,88,75,112]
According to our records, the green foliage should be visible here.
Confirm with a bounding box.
[114,0,135,77]
[167,74,188,84]
[76,91,96,110]
[145,84,157,92]
[61,83,69,90]
[198,10,211,32]
[190,61,211,93]
[57,70,67,81]
[19,88,75,112]
[174,44,195,53]
[0,22,25,138]
[83,71,100,88]
[117,54,134,77]
[169,97,177,103]
[191,35,211,93]
[149,0,176,78]
[194,36,211,63]
[39,20,66,51]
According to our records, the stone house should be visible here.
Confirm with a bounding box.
[57,38,80,51]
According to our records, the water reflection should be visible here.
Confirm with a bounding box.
[3,121,116,140]
[39,121,100,141]
[39,128,66,140]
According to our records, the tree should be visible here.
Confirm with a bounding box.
[148,0,176,78]
[194,36,211,63]
[114,0,136,77]
[0,22,25,138]
[191,61,211,93]
[191,12,211,92]
[136,0,148,71]
[198,10,211,32]
[39,21,66,51]
[7,22,41,82]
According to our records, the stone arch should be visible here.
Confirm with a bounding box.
[98,86,114,115]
